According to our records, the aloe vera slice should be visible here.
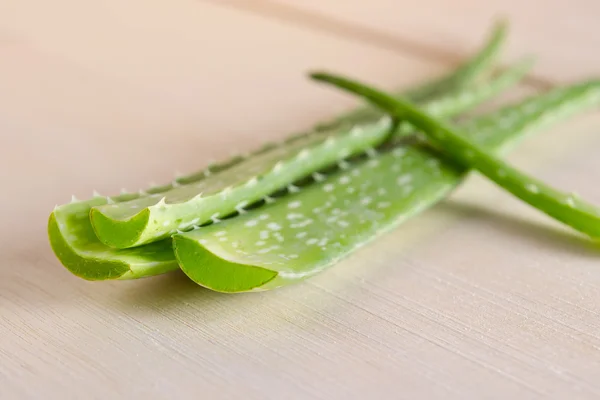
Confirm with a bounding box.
[48,199,175,280]
[46,25,513,280]
[312,72,600,239]
[173,81,600,293]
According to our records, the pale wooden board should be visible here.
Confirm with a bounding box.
[1,0,600,399]
[268,0,600,83]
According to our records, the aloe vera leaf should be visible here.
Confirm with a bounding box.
[315,18,508,131]
[48,199,176,280]
[172,81,600,293]
[394,57,533,135]
[89,119,402,249]
[312,72,600,239]
[49,58,521,281]
[89,59,531,251]
[402,18,508,102]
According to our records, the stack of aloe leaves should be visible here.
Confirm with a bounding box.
[49,21,600,293]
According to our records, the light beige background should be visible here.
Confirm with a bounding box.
[1,1,599,399]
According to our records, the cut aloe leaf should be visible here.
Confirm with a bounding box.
[311,72,600,239]
[89,59,531,250]
[46,24,513,280]
[89,120,395,249]
[48,198,176,280]
[173,80,600,293]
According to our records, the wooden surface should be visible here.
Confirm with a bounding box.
[1,1,599,399]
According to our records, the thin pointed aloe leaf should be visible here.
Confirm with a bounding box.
[395,57,533,135]
[311,72,600,239]
[316,18,508,130]
[401,18,508,102]
[89,60,531,250]
[173,80,600,293]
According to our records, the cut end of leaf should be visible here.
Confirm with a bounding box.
[89,207,150,249]
[47,212,131,280]
[173,234,278,293]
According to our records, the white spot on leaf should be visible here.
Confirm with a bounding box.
[267,222,282,231]
[397,175,413,186]
[288,201,301,209]
[525,183,540,194]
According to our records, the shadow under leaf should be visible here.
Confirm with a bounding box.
[438,198,600,259]
[115,270,222,310]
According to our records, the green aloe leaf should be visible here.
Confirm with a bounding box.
[173,80,600,293]
[400,18,508,102]
[48,199,176,280]
[315,18,508,131]
[89,120,396,249]
[311,72,600,239]
[46,21,512,280]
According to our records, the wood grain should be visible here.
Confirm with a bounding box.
[267,0,600,83]
[1,1,599,399]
